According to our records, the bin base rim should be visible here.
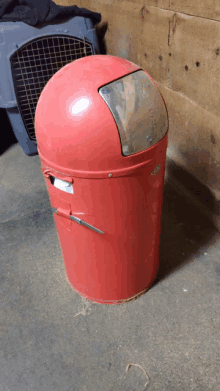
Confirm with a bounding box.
[70,283,153,305]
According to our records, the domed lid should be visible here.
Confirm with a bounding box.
[35,55,168,178]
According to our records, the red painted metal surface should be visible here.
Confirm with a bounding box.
[35,55,168,304]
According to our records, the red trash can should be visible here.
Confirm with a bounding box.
[35,55,169,304]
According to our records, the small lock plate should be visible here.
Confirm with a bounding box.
[151,164,161,176]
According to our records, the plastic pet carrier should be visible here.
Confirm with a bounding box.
[0,17,100,155]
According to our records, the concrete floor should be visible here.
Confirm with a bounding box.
[1,139,220,391]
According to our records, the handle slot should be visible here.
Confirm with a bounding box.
[50,176,74,194]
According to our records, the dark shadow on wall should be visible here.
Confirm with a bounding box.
[96,21,108,55]
[0,108,18,156]
[154,163,218,285]
[167,160,218,213]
